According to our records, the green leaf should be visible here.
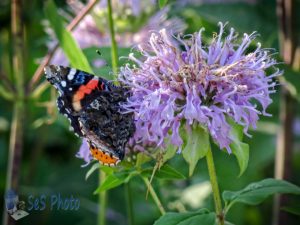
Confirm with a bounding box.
[135,152,152,168]
[223,178,300,212]
[94,173,127,193]
[85,163,100,180]
[162,141,178,163]
[154,209,215,225]
[281,205,300,216]
[158,0,168,9]
[0,84,14,100]
[100,165,116,175]
[228,120,249,177]
[141,164,186,180]
[94,170,138,193]
[83,47,133,80]
[182,125,210,176]
[45,0,93,73]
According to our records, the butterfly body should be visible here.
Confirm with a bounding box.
[44,65,135,166]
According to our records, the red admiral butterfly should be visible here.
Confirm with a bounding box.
[44,65,135,166]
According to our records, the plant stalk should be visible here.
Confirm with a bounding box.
[125,182,134,225]
[98,169,107,225]
[2,1,25,225]
[206,148,224,225]
[273,0,300,224]
[142,177,166,215]
[107,0,118,76]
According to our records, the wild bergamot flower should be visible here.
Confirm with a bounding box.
[118,22,281,153]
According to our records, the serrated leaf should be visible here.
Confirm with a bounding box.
[182,126,209,176]
[159,0,168,9]
[223,178,300,212]
[154,209,215,225]
[141,164,185,180]
[228,119,249,177]
[85,163,100,180]
[45,0,93,73]
[94,170,139,193]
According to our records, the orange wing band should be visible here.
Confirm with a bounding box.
[90,146,120,166]
[73,79,100,102]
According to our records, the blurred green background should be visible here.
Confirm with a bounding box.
[0,0,300,225]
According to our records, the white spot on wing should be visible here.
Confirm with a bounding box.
[61,81,67,87]
[67,68,76,80]
[69,87,73,91]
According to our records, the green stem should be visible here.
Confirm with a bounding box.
[98,169,107,225]
[107,0,118,76]
[2,1,25,225]
[206,147,224,225]
[0,84,14,100]
[142,177,166,215]
[125,182,134,225]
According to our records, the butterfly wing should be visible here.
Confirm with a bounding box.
[56,96,82,136]
[44,65,113,113]
[44,65,135,166]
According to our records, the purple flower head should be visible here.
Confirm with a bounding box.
[119,22,281,153]
[67,3,185,165]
